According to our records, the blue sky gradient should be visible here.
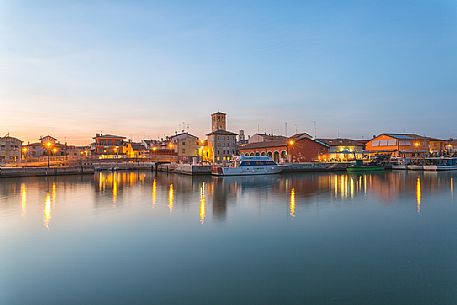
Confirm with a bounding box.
[1,0,456,144]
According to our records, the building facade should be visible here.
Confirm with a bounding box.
[317,138,365,161]
[239,133,329,163]
[0,135,23,164]
[365,133,430,158]
[169,132,199,159]
[92,134,126,158]
[207,130,237,162]
[206,112,237,162]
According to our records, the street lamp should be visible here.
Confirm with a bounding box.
[286,139,295,163]
[46,142,52,168]
[22,147,28,161]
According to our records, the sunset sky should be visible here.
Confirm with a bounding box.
[1,0,456,145]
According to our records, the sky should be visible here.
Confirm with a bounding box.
[1,0,456,145]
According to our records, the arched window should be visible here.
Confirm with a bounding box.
[273,151,280,163]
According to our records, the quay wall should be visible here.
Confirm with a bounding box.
[0,166,95,178]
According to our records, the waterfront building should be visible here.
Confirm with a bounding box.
[126,142,149,158]
[169,132,199,160]
[365,133,430,158]
[92,134,126,158]
[207,112,237,162]
[0,135,23,164]
[248,133,288,144]
[287,133,330,163]
[317,138,365,161]
[23,135,74,158]
[429,138,447,155]
[239,133,329,163]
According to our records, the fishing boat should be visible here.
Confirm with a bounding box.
[347,160,384,172]
[423,157,457,171]
[211,156,282,176]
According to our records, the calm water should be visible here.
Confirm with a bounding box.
[1,171,457,305]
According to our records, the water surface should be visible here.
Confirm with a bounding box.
[1,171,457,305]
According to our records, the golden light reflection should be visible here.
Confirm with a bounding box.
[44,192,51,229]
[52,182,57,202]
[289,187,296,217]
[20,183,27,216]
[152,179,157,206]
[168,184,174,212]
[416,176,421,215]
[350,177,355,199]
[200,183,206,224]
[112,172,118,204]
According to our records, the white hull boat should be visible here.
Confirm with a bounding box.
[212,156,282,176]
[423,158,457,171]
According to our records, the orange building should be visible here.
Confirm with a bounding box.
[365,133,430,158]
[92,134,126,158]
[239,133,329,163]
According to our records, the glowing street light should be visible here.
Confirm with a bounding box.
[45,142,53,168]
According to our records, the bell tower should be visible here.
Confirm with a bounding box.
[211,112,226,132]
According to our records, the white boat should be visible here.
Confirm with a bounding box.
[423,157,457,171]
[406,164,423,170]
[390,157,409,170]
[211,156,282,176]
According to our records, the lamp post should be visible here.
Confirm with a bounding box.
[22,147,28,162]
[46,142,52,168]
[287,140,295,163]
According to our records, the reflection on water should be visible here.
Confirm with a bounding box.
[43,192,51,229]
[152,178,157,206]
[289,188,295,217]
[2,171,457,305]
[20,183,26,216]
[1,171,457,227]
[200,182,206,224]
[168,184,174,212]
[416,177,422,214]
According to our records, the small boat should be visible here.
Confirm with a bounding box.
[212,156,282,176]
[347,160,384,172]
[406,164,423,170]
[390,157,409,170]
[423,157,457,171]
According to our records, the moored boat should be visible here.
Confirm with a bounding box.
[390,157,409,170]
[423,157,457,171]
[212,156,282,176]
[347,160,385,172]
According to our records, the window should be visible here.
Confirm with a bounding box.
[182,142,185,145]
[387,139,397,146]
[372,141,379,147]
[399,140,411,146]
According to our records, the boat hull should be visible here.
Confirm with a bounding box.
[424,165,457,171]
[392,165,407,170]
[347,166,385,172]
[212,166,282,176]
[406,165,423,170]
